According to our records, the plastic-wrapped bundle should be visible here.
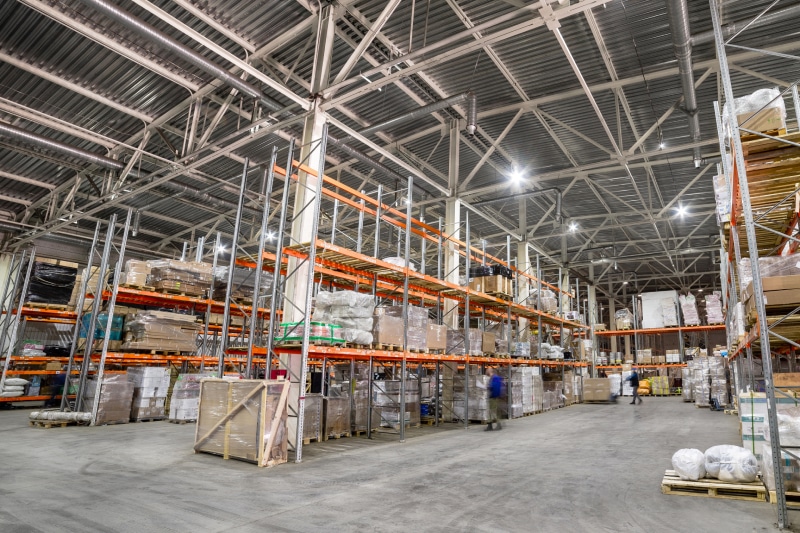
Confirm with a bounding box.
[24,261,77,305]
[662,298,678,327]
[314,290,375,344]
[723,87,787,135]
[738,256,800,296]
[121,259,150,287]
[375,379,420,427]
[679,294,700,326]
[1,377,29,397]
[83,374,135,425]
[682,367,694,401]
[148,259,213,297]
[382,256,417,271]
[705,292,724,324]
[212,266,273,302]
[303,394,323,441]
[446,328,483,356]
[122,310,200,352]
[651,376,670,396]
[530,288,558,313]
[608,373,622,397]
[672,449,707,481]
[512,342,530,358]
[704,445,758,483]
[614,309,634,330]
[761,443,800,491]
[337,328,373,345]
[713,174,731,223]
[169,374,209,421]
[764,407,800,447]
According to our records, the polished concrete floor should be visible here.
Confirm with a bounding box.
[0,398,795,533]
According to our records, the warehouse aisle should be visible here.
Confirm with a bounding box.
[0,399,793,532]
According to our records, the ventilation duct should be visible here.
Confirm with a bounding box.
[0,121,122,170]
[665,0,703,167]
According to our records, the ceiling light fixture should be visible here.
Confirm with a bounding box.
[623,280,629,285]
[216,243,227,254]
[267,231,275,241]
[676,203,688,218]
[568,221,578,233]
[659,142,665,149]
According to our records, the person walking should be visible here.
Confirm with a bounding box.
[626,368,642,405]
[485,367,503,431]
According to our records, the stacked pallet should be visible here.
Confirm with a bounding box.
[121,310,199,352]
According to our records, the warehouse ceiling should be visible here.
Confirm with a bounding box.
[0,0,797,296]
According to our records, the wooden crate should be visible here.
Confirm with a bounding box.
[194,379,289,468]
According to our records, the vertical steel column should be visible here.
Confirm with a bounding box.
[295,126,329,463]
[219,158,250,374]
[374,185,383,259]
[247,148,278,378]
[195,236,205,262]
[711,2,788,526]
[464,211,470,429]
[267,141,295,377]
[536,255,543,359]
[399,176,413,443]
[437,217,443,281]
[330,198,339,246]
[60,222,101,410]
[420,215,427,276]
[90,209,132,425]
[200,232,221,372]
[76,215,116,412]
[0,251,27,361]
[180,242,188,261]
[356,192,365,253]
[0,250,34,394]
[367,355,374,438]
[434,361,440,427]
[792,85,800,132]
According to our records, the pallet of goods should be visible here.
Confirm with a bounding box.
[121,310,199,353]
[148,259,213,297]
[194,378,289,467]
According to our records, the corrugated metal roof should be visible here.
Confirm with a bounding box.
[0,0,795,290]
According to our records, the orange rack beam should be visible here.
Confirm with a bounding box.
[594,325,726,336]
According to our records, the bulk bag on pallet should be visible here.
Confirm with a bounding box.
[704,445,758,483]
[672,448,706,481]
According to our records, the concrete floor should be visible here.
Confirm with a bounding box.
[0,398,796,533]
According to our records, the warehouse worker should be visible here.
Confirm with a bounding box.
[626,368,642,405]
[485,367,503,431]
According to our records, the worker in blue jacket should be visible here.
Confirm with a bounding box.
[485,367,503,431]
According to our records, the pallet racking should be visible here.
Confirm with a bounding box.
[711,0,800,525]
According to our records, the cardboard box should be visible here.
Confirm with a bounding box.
[482,332,496,354]
[45,362,62,371]
[737,106,785,134]
[427,324,447,351]
[373,315,404,346]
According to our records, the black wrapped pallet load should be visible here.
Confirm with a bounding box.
[24,262,78,305]
[469,264,513,279]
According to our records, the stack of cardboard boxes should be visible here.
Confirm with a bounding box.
[82,374,135,425]
[127,367,170,421]
[168,374,206,422]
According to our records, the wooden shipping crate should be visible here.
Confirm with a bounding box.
[194,378,289,467]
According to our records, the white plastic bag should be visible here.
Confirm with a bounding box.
[672,449,706,481]
[704,445,758,482]
[3,378,30,386]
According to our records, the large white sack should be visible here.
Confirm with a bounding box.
[672,448,706,481]
[704,445,759,483]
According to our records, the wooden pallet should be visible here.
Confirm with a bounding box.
[486,291,512,301]
[661,470,766,501]
[767,490,800,504]
[24,302,69,311]
[351,429,375,436]
[131,417,166,423]
[168,419,195,424]
[29,419,83,429]
[420,417,443,426]
[152,287,204,298]
[324,432,352,441]
[741,127,787,142]
[374,343,402,352]
[120,284,155,292]
[724,409,739,416]
[302,436,322,445]
[125,349,183,356]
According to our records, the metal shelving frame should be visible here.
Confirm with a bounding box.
[711,0,800,525]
